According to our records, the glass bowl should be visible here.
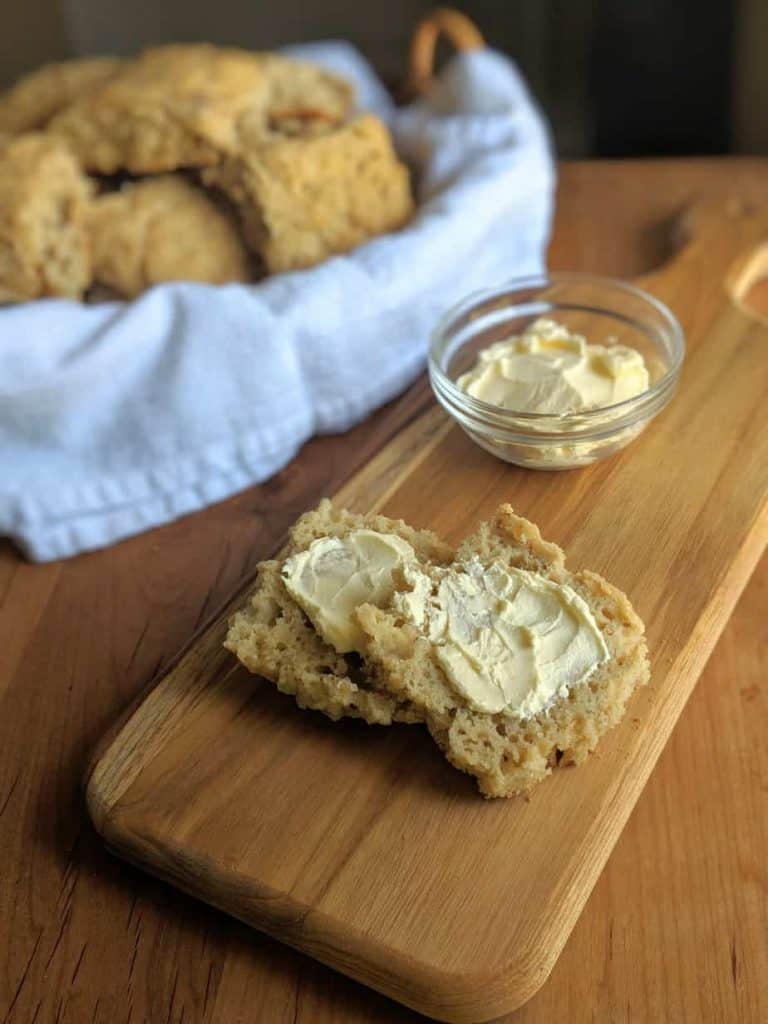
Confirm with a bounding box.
[428,272,685,469]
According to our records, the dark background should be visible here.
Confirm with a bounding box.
[1,0,764,157]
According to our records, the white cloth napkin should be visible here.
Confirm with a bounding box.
[0,43,555,561]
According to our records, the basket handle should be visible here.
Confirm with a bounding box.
[405,8,485,97]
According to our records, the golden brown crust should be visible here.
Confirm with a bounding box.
[0,133,93,302]
[224,499,453,725]
[47,46,354,175]
[48,45,266,174]
[0,57,124,135]
[455,503,567,572]
[257,54,354,134]
[88,176,251,297]
[204,114,414,273]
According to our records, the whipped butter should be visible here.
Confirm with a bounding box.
[457,317,649,414]
[395,558,609,716]
[282,529,415,653]
[282,528,609,719]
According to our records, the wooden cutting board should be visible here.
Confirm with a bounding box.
[86,199,768,1024]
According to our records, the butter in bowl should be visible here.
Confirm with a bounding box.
[429,272,685,469]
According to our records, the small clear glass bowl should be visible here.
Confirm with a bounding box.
[429,273,685,470]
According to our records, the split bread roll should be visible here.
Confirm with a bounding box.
[226,500,649,798]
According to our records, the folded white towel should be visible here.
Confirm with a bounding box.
[0,43,554,561]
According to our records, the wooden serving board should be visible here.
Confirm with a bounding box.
[86,199,768,1023]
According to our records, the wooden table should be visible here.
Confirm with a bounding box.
[1,159,766,1024]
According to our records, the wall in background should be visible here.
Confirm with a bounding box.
[590,0,735,156]
[732,0,768,152]
[0,0,764,159]
[0,0,68,86]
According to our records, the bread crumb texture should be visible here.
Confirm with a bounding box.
[225,499,453,725]
[204,114,414,273]
[0,133,93,302]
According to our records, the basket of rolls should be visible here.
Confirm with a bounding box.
[0,10,554,560]
[0,42,415,301]
[0,10,496,301]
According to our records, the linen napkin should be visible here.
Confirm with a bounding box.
[0,42,555,561]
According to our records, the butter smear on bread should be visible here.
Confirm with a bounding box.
[283,528,609,720]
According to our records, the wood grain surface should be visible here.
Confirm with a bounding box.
[1,160,767,1024]
[83,181,768,1021]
